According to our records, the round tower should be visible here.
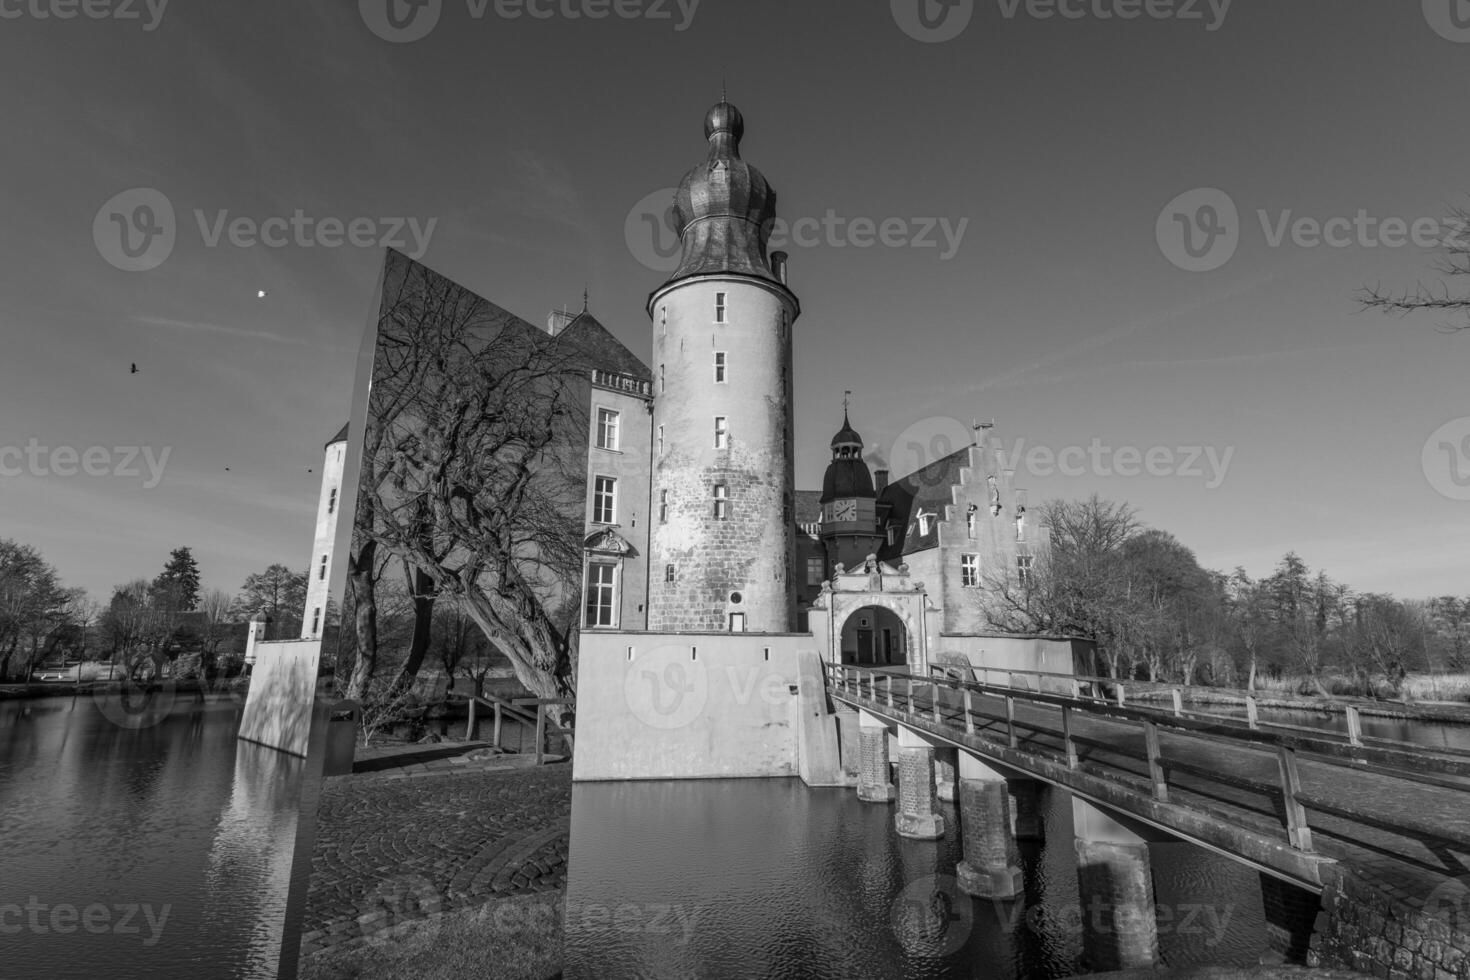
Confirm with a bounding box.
[647,100,800,633]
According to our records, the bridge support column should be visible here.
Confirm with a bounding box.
[1009,779,1044,840]
[934,747,958,803]
[856,711,895,803]
[894,727,944,839]
[955,754,1023,899]
[1072,799,1159,971]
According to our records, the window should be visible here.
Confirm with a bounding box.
[318,555,328,580]
[1017,554,1034,586]
[660,364,665,392]
[967,505,977,539]
[596,408,620,451]
[917,512,932,537]
[886,525,896,546]
[729,612,746,632]
[327,487,337,515]
[593,476,616,524]
[659,490,668,523]
[657,425,665,455]
[714,352,726,383]
[961,554,980,588]
[585,563,616,627]
[311,607,321,635]
[714,417,728,449]
[660,305,667,337]
[665,564,675,583]
[806,557,824,585]
[713,483,729,520]
[715,291,727,323]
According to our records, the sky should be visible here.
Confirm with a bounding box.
[1,0,1468,603]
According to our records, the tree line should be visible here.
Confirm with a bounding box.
[0,539,321,683]
[984,495,1469,697]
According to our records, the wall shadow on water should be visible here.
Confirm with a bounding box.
[563,778,1270,980]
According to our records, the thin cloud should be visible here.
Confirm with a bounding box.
[129,314,313,347]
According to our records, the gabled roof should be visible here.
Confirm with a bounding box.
[875,444,975,560]
[793,489,822,524]
[557,311,652,383]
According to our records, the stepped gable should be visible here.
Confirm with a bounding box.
[875,445,974,561]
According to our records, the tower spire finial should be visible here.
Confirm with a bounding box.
[582,284,589,313]
[843,389,851,418]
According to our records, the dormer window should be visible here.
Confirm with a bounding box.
[917,512,932,537]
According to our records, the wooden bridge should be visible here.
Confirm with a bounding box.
[822,661,1470,973]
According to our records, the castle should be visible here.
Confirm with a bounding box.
[303,100,1049,674]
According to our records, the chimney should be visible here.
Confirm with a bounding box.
[874,468,889,492]
[547,307,575,337]
[770,251,789,285]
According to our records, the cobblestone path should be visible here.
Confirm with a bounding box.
[299,760,571,956]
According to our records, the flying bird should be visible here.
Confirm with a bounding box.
[257,290,267,299]
[130,363,138,374]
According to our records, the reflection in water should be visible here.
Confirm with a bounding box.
[565,778,1269,979]
[0,696,311,980]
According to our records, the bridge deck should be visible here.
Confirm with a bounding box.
[827,666,1470,908]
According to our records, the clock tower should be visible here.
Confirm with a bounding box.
[819,408,883,572]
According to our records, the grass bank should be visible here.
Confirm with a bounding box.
[299,890,561,980]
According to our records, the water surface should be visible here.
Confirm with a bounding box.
[0,692,313,980]
[564,778,1269,979]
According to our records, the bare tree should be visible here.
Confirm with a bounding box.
[349,252,590,722]
[1360,203,1470,331]
[984,495,1142,678]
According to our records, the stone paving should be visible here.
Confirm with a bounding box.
[298,742,571,957]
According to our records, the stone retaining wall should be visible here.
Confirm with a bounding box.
[1312,868,1470,980]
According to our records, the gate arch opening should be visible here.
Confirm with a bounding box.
[839,605,907,666]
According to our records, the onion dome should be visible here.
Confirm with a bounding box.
[665,100,782,286]
[820,411,876,503]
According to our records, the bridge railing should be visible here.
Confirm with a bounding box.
[446,691,574,765]
[926,662,1456,755]
[828,663,1470,856]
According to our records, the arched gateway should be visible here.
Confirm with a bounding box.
[805,555,936,674]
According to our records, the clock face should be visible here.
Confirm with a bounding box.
[832,499,858,522]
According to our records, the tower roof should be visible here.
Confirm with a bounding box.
[830,411,862,449]
[326,423,348,447]
[820,410,875,503]
[663,100,782,288]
